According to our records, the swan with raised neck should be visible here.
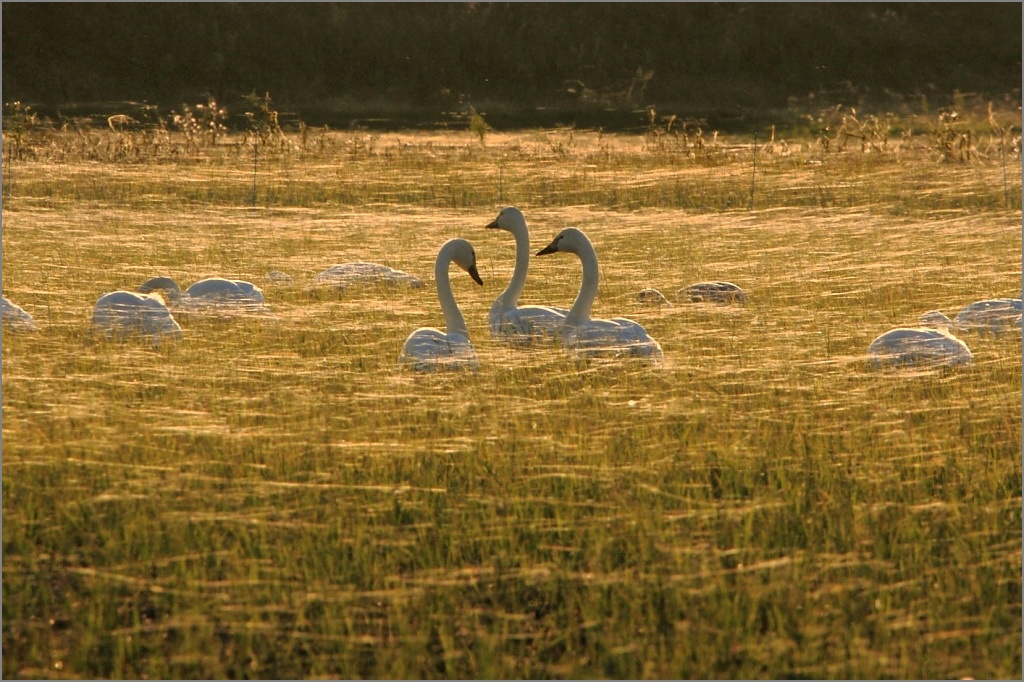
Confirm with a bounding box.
[485,206,568,341]
[399,238,484,371]
[536,227,663,361]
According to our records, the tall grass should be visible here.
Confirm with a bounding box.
[2,123,1021,679]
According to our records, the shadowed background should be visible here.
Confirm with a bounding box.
[2,3,1021,131]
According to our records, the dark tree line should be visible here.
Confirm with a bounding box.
[2,3,1020,127]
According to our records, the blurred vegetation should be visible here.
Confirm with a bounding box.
[1,3,1021,131]
[2,129,1021,678]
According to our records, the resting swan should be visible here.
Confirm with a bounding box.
[680,281,747,303]
[399,238,484,371]
[2,296,36,330]
[92,290,183,342]
[137,276,265,310]
[484,206,568,341]
[536,228,663,361]
[313,262,424,290]
[636,288,670,305]
[918,298,1022,334]
[867,327,972,368]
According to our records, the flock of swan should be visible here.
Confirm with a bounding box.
[399,208,665,370]
[2,205,1020,372]
[867,298,1022,369]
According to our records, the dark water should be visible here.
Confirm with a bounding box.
[26,100,791,136]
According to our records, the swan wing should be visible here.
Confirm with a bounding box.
[181,279,265,313]
[186,278,239,298]
[680,281,747,304]
[400,328,478,371]
[918,310,953,328]
[490,303,568,341]
[315,263,423,289]
[867,327,972,367]
[567,318,663,360]
[2,296,36,330]
[229,280,265,304]
[636,288,670,305]
[93,291,182,341]
[610,317,664,359]
[953,298,1023,332]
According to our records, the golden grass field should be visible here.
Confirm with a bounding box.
[2,119,1022,678]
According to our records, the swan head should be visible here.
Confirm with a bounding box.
[441,238,484,286]
[536,227,588,257]
[137,276,183,303]
[485,206,526,232]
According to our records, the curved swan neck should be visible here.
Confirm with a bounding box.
[497,221,531,308]
[138,277,183,303]
[566,239,599,325]
[436,244,469,337]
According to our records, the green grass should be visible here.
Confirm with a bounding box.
[2,123,1022,679]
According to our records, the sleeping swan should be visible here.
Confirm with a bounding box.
[680,281,747,304]
[485,206,568,342]
[137,276,265,310]
[867,327,972,368]
[918,298,1022,334]
[313,262,424,290]
[636,288,670,305]
[2,296,36,330]
[92,290,183,342]
[399,238,484,371]
[536,228,663,361]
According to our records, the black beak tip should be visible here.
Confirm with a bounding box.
[469,266,484,286]
[485,221,499,229]
[536,245,556,256]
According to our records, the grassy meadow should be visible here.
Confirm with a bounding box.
[2,116,1022,679]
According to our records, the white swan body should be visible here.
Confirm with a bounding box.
[314,262,424,290]
[399,239,484,371]
[137,276,265,310]
[917,310,955,328]
[263,270,294,284]
[485,207,568,341]
[680,281,747,304]
[92,291,183,342]
[919,298,1022,334]
[636,288,670,305]
[2,296,36,330]
[867,327,972,368]
[536,228,663,361]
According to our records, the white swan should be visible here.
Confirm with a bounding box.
[636,288,670,305]
[867,327,972,368]
[313,262,424,290]
[918,298,1022,334]
[680,281,747,303]
[484,206,568,341]
[263,270,294,285]
[2,296,36,330]
[399,239,484,371]
[137,276,265,310]
[536,228,663,361]
[92,291,183,342]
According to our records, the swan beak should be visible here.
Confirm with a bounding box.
[468,264,484,286]
[485,219,500,229]
[536,239,559,256]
